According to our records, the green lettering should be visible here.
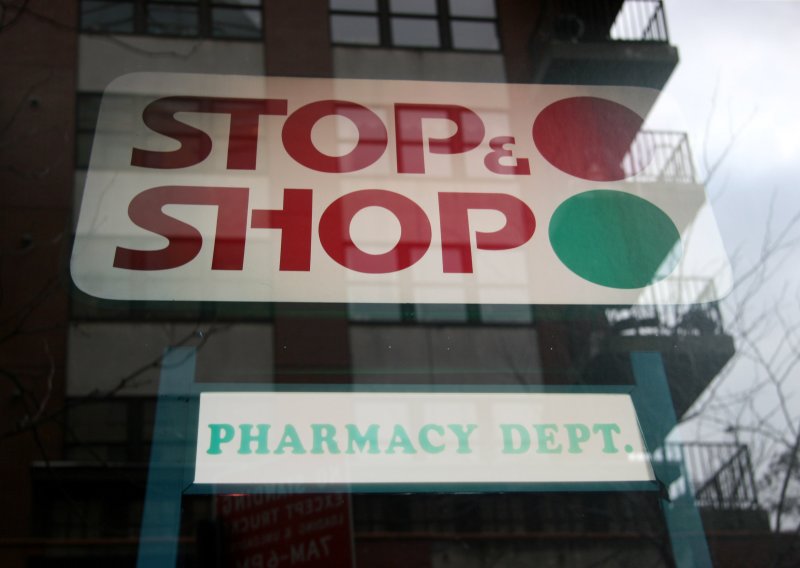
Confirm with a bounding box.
[386,425,417,454]
[447,424,477,454]
[533,424,562,454]
[500,424,530,454]
[593,423,621,453]
[311,424,340,454]
[274,424,306,454]
[207,423,235,455]
[238,423,270,454]
[564,423,590,454]
[345,424,380,454]
[418,424,445,454]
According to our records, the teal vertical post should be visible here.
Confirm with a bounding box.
[630,351,713,568]
[137,347,198,568]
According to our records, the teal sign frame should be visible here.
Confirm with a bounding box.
[137,347,712,568]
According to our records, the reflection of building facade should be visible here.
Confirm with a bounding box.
[1,1,787,567]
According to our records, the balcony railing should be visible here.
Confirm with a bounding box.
[554,0,670,43]
[605,278,725,338]
[622,130,697,183]
[657,442,761,511]
[611,0,670,42]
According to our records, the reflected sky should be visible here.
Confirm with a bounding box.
[649,0,800,254]
[651,1,800,504]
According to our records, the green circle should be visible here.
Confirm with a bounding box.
[549,190,681,289]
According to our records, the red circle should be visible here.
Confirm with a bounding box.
[532,97,645,181]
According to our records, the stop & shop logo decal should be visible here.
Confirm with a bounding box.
[71,74,728,304]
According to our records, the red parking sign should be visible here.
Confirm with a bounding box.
[216,493,353,568]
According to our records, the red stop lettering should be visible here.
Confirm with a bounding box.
[131,97,288,170]
[282,100,388,173]
[395,104,485,174]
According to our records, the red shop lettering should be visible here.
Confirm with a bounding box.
[114,186,536,274]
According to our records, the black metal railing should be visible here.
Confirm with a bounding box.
[611,0,669,41]
[553,0,669,43]
[622,130,697,183]
[660,442,761,510]
[605,291,725,338]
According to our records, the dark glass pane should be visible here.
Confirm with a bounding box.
[391,17,440,47]
[80,1,135,33]
[76,131,94,169]
[348,303,403,321]
[480,304,534,324]
[390,0,437,16]
[331,14,380,45]
[211,7,262,38]
[451,20,499,50]
[330,0,378,11]
[448,0,496,18]
[146,5,199,36]
[76,94,102,130]
[416,303,468,322]
[68,401,128,443]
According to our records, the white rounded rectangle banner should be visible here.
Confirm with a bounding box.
[194,392,654,486]
[72,73,731,304]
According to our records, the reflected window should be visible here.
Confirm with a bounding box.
[76,93,102,169]
[330,0,499,51]
[331,14,381,45]
[79,0,263,40]
[451,19,499,50]
[81,1,136,33]
[347,302,533,324]
[390,0,437,16]
[65,398,156,462]
[146,2,200,37]
[211,4,262,39]
[391,16,441,48]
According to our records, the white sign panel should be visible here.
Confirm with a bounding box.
[72,73,731,304]
[194,392,654,485]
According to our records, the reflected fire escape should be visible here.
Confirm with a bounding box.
[531,0,678,89]
[652,442,770,531]
[583,124,735,419]
[623,130,696,184]
[602,120,769,532]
